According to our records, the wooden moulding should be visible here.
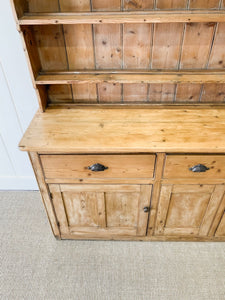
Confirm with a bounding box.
[36,71,225,85]
[59,235,225,241]
[19,11,225,25]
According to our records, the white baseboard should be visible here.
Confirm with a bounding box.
[0,176,39,190]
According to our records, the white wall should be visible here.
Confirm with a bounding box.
[0,1,39,190]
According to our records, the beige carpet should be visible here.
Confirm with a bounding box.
[0,191,225,300]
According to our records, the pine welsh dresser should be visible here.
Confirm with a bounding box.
[11,0,225,241]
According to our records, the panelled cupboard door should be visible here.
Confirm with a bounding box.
[155,184,225,237]
[215,213,225,237]
[49,184,152,238]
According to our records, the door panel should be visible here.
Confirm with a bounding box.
[155,184,225,236]
[49,184,152,238]
[105,192,139,227]
[63,191,105,227]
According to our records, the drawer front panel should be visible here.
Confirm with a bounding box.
[41,154,155,179]
[164,155,225,179]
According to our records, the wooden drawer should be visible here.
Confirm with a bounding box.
[40,154,155,180]
[163,155,225,179]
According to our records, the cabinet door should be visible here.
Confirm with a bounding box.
[49,184,152,238]
[215,213,225,237]
[155,184,225,237]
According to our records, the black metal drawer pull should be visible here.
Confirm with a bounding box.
[143,207,150,213]
[189,164,209,173]
[88,163,108,172]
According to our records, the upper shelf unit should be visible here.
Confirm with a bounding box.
[12,0,225,19]
[12,0,225,110]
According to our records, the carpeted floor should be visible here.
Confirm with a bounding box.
[0,191,225,300]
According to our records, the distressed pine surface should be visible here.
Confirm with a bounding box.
[11,0,225,241]
[163,155,225,179]
[36,71,225,85]
[40,154,156,179]
[14,0,225,106]
[154,184,225,237]
[60,1,97,103]
[49,183,151,237]
[19,107,225,153]
[156,0,188,9]
[189,0,221,9]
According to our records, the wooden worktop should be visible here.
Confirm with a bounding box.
[19,107,225,153]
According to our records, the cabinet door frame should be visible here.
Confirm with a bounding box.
[49,184,152,238]
[214,212,225,237]
[154,184,225,237]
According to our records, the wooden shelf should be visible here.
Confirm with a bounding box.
[19,107,225,153]
[36,71,225,85]
[19,11,225,25]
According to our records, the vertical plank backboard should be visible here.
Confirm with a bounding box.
[123,23,151,102]
[176,84,202,102]
[92,0,121,11]
[29,1,67,71]
[201,84,225,102]
[153,1,185,102]
[123,0,154,10]
[149,84,176,102]
[94,24,122,69]
[60,1,96,103]
[156,0,188,9]
[73,84,98,103]
[63,25,95,70]
[189,0,220,9]
[152,23,184,69]
[60,1,94,69]
[123,84,148,102]
[59,0,90,11]
[47,85,73,103]
[28,0,59,12]
[208,23,225,69]
[180,23,216,69]
[98,83,122,103]
[123,24,152,69]
[33,25,68,71]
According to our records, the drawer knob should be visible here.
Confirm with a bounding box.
[88,163,108,172]
[189,164,209,173]
[143,207,150,213]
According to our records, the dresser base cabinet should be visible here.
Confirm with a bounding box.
[11,0,225,242]
[28,150,225,241]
